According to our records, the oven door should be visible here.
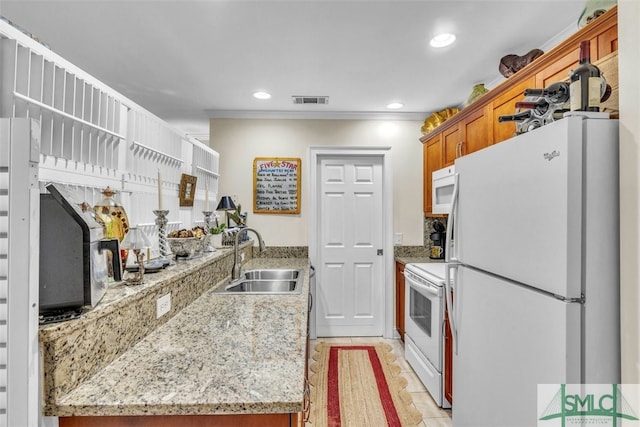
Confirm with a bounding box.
[404,267,443,370]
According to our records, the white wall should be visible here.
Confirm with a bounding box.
[618,0,640,384]
[209,119,425,247]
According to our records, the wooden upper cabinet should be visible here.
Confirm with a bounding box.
[597,24,618,58]
[534,50,577,88]
[420,6,617,216]
[442,108,490,165]
[442,125,461,167]
[423,133,443,215]
[491,76,535,145]
[461,105,491,155]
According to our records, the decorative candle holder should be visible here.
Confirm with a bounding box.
[120,227,151,286]
[202,211,214,230]
[202,210,215,252]
[153,210,170,257]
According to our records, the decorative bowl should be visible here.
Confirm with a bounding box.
[167,235,210,258]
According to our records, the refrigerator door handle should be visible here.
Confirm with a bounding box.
[445,172,459,263]
[445,262,459,355]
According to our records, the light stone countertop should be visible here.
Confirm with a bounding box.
[54,257,310,416]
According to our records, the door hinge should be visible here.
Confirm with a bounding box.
[377,249,383,256]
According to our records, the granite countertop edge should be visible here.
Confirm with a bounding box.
[395,256,443,265]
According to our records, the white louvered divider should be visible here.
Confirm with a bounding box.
[0,21,220,425]
[192,141,220,213]
[0,118,40,427]
[0,120,7,427]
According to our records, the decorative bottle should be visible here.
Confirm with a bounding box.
[514,99,550,116]
[498,110,543,135]
[94,187,130,273]
[498,110,534,123]
[569,40,602,112]
[524,82,570,105]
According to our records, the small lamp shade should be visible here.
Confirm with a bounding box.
[121,227,151,250]
[216,196,236,211]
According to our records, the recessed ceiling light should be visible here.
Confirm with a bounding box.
[430,33,456,48]
[253,91,271,100]
[386,102,404,110]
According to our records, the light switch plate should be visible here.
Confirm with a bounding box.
[394,233,403,245]
[157,293,171,319]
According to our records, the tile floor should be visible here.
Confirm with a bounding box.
[308,337,452,427]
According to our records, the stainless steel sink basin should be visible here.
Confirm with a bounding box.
[225,280,298,293]
[214,268,303,294]
[243,269,299,280]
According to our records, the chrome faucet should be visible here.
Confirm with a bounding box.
[231,228,266,280]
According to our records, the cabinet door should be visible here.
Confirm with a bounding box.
[395,262,405,342]
[491,76,535,144]
[442,125,461,167]
[597,25,618,58]
[460,106,490,155]
[423,134,443,215]
[534,34,602,89]
[534,50,576,89]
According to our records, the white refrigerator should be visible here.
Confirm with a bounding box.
[445,115,620,427]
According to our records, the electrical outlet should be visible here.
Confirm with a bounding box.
[157,293,171,319]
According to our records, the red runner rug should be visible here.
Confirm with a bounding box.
[309,343,422,426]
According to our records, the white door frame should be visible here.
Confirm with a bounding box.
[308,146,394,339]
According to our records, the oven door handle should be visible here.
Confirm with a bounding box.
[404,273,441,297]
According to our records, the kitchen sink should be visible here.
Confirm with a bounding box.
[214,269,303,294]
[226,279,298,293]
[243,269,299,280]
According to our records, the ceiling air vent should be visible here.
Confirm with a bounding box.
[292,96,329,105]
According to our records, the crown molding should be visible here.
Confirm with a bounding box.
[205,109,427,121]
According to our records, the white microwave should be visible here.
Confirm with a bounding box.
[432,165,456,214]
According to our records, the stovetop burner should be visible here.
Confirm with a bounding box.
[39,307,85,325]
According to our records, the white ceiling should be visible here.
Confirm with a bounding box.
[0,0,587,141]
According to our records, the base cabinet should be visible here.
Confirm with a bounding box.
[444,296,453,404]
[59,413,303,427]
[395,262,405,341]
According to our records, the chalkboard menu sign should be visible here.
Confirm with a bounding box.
[253,157,301,214]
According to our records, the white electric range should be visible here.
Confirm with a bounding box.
[403,262,451,408]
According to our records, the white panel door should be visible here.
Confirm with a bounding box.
[316,155,383,337]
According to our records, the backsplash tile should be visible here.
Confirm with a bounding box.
[393,245,430,258]
[254,246,308,259]
[424,216,447,254]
